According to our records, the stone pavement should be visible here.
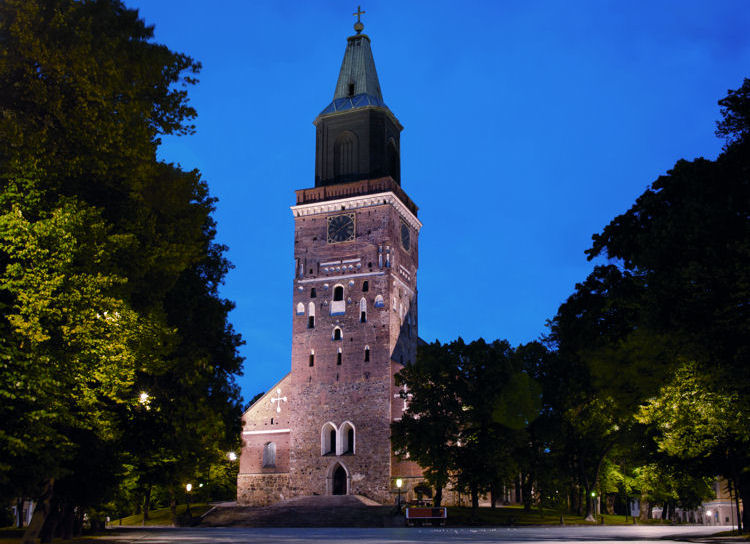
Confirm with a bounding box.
[90,525,737,544]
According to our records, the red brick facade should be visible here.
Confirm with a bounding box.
[237,178,423,505]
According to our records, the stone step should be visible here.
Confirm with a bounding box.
[200,495,403,527]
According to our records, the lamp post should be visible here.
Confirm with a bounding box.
[396,478,403,513]
[185,483,192,519]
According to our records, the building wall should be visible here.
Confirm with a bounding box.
[237,187,422,506]
[237,375,293,505]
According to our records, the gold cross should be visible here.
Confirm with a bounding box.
[353,6,365,23]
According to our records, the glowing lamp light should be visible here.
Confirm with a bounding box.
[396,478,403,488]
[228,452,237,461]
[185,483,192,492]
[139,392,149,404]
[706,510,712,516]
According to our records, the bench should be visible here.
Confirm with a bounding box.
[405,507,447,526]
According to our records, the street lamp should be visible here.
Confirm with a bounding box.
[185,483,192,518]
[138,391,151,410]
[228,451,237,461]
[396,478,403,512]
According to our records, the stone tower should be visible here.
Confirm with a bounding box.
[237,17,422,505]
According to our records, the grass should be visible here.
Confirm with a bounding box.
[712,529,750,540]
[443,505,674,527]
[112,503,211,527]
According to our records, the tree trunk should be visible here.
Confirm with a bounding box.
[60,503,75,540]
[606,493,615,515]
[638,493,649,522]
[22,478,54,544]
[470,482,479,512]
[169,487,178,526]
[737,474,749,534]
[16,498,23,528]
[490,482,497,509]
[142,486,151,525]
[515,473,522,504]
[38,501,60,544]
[434,486,443,508]
[522,474,533,512]
[74,508,85,536]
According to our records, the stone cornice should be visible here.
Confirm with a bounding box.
[291,191,422,232]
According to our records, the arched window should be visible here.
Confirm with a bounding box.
[374,295,384,308]
[296,302,305,315]
[262,442,276,467]
[364,346,370,362]
[359,298,367,323]
[339,421,355,455]
[308,302,315,328]
[387,138,400,183]
[333,285,344,301]
[321,422,337,455]
[331,284,345,315]
[309,349,315,367]
[337,347,342,366]
[332,327,342,341]
[334,131,358,180]
[362,281,369,292]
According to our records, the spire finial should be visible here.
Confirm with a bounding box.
[353,5,365,34]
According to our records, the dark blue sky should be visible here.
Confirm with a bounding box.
[126,0,750,401]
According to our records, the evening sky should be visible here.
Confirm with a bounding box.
[124,0,750,402]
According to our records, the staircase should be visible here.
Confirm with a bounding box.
[200,495,402,527]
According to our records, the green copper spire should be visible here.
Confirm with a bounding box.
[332,9,383,102]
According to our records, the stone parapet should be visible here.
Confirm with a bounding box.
[237,473,292,506]
[295,177,418,217]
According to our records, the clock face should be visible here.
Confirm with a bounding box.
[400,222,410,251]
[327,213,356,244]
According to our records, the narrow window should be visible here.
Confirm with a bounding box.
[309,350,315,367]
[362,281,369,292]
[308,302,315,328]
[333,285,344,301]
[333,327,342,341]
[296,302,305,315]
[364,346,370,362]
[311,287,317,298]
[339,422,355,455]
[262,442,276,468]
[374,295,384,308]
[348,82,355,96]
[322,423,337,455]
[337,348,342,366]
[359,297,367,323]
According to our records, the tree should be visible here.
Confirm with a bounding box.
[392,341,461,507]
[393,339,541,512]
[0,1,244,539]
[545,266,645,520]
[586,78,750,531]
[0,170,161,542]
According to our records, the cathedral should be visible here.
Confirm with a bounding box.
[237,16,423,506]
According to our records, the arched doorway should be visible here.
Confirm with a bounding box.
[332,465,347,495]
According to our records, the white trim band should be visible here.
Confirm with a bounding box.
[242,428,291,435]
[297,271,385,284]
[291,191,422,232]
